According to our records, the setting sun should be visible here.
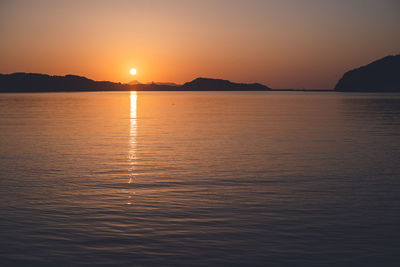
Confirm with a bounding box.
[130,68,137,75]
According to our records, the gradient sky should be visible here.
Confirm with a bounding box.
[1,0,399,89]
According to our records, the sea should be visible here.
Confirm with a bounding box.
[0,91,399,266]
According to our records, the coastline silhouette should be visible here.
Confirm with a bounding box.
[0,74,270,93]
[335,54,400,92]
[1,55,399,93]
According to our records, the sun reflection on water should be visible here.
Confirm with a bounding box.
[128,91,137,204]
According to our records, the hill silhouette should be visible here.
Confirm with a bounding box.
[183,78,270,91]
[335,55,400,92]
[0,73,130,92]
[0,73,271,92]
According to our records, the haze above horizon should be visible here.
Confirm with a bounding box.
[1,0,399,89]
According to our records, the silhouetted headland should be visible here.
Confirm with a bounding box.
[182,77,270,91]
[335,55,400,92]
[0,73,270,93]
[0,73,131,93]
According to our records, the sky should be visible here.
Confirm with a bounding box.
[1,0,399,89]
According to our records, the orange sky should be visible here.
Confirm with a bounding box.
[1,0,399,89]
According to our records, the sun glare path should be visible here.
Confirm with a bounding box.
[128,91,137,204]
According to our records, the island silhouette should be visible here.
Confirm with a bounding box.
[335,54,400,92]
[0,74,270,93]
[1,55,399,93]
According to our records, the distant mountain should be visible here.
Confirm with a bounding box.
[183,77,270,91]
[0,73,130,92]
[129,80,141,85]
[335,55,400,92]
[130,81,179,87]
[154,82,178,86]
[131,83,179,91]
[0,73,271,92]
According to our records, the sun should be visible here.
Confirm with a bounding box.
[130,68,137,75]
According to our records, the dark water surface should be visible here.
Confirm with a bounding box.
[0,92,399,266]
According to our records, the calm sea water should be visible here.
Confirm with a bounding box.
[0,91,399,266]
